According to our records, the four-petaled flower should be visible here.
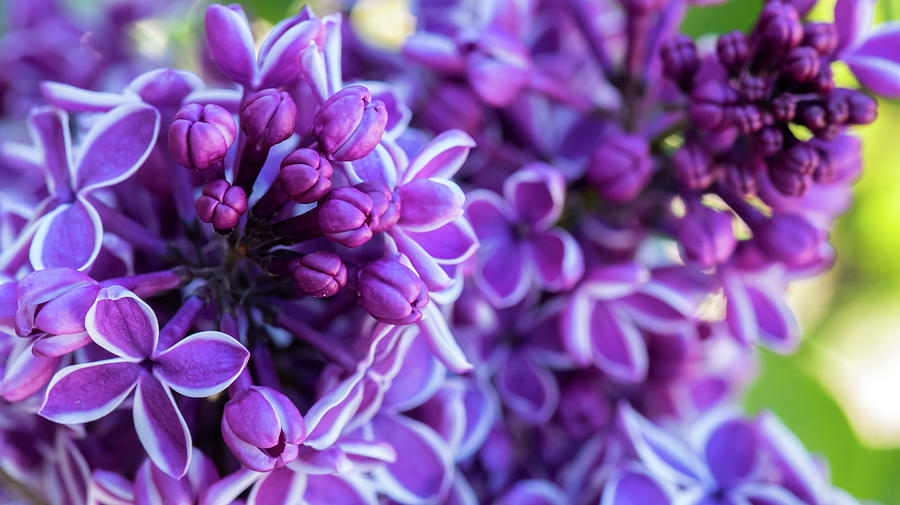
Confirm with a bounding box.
[39,286,249,478]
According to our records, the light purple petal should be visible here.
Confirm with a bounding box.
[30,197,102,272]
[205,4,258,87]
[563,295,647,382]
[39,359,140,424]
[476,239,531,309]
[133,374,192,478]
[34,283,99,335]
[247,467,305,505]
[402,32,466,73]
[418,302,474,374]
[133,459,192,505]
[91,469,135,505]
[495,479,568,505]
[844,23,900,97]
[199,469,263,505]
[600,467,671,505]
[15,267,94,336]
[389,230,455,292]
[526,228,585,292]
[756,412,827,505]
[581,263,649,299]
[465,190,515,243]
[383,334,446,411]
[455,377,499,461]
[495,351,559,424]
[40,82,132,113]
[304,373,365,450]
[616,403,710,487]
[370,413,454,505]
[397,178,465,232]
[124,69,205,109]
[74,103,160,193]
[33,331,92,358]
[701,415,758,487]
[503,163,566,228]
[258,16,323,89]
[723,271,757,347]
[351,142,400,188]
[402,130,475,184]
[402,218,479,264]
[747,284,799,353]
[735,483,811,505]
[416,381,467,451]
[0,340,61,402]
[85,286,159,360]
[834,0,875,54]
[27,106,73,195]
[304,474,378,505]
[154,331,249,397]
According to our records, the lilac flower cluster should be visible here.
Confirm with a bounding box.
[0,0,897,503]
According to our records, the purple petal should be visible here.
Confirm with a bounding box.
[125,69,205,110]
[34,283,99,335]
[383,334,446,411]
[747,284,799,353]
[417,302,474,374]
[199,469,263,505]
[248,467,305,505]
[563,296,647,382]
[526,228,585,292]
[27,106,73,195]
[402,32,466,73]
[91,469,135,505]
[495,351,559,424]
[389,229,455,291]
[416,381,467,451]
[503,163,566,228]
[30,197,102,271]
[40,81,132,113]
[465,190,515,243]
[304,474,378,505]
[304,373,365,450]
[370,413,453,504]
[85,286,158,360]
[456,377,499,461]
[15,267,94,336]
[133,459,192,505]
[74,103,160,192]
[756,412,827,505]
[403,130,475,183]
[0,340,61,402]
[133,374,192,478]
[204,4,258,87]
[401,218,479,264]
[351,142,400,188]
[581,263,649,299]
[154,331,249,397]
[735,483,810,505]
[834,0,875,54]
[616,403,709,487]
[495,479,568,505]
[476,238,531,309]
[397,178,465,232]
[702,415,758,487]
[258,16,323,89]
[33,331,92,358]
[600,467,671,505]
[723,271,757,347]
[39,359,140,424]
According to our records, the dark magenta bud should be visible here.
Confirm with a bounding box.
[690,80,738,130]
[673,142,714,190]
[620,0,666,13]
[357,259,429,325]
[678,207,737,268]
[717,31,749,70]
[803,22,838,55]
[779,143,819,175]
[754,213,822,267]
[587,134,653,203]
[783,46,820,83]
[312,85,388,162]
[317,186,375,248]
[769,169,812,196]
[825,96,850,125]
[279,149,333,204]
[845,90,877,125]
[289,251,348,298]
[814,67,835,94]
[798,103,827,131]
[738,75,767,102]
[196,180,248,231]
[661,35,699,89]
[241,89,298,148]
[168,103,237,172]
[354,181,401,233]
[771,93,797,122]
[755,2,803,55]
[753,126,784,157]
[723,158,762,196]
[730,104,764,134]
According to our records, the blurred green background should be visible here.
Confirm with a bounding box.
[233,0,900,502]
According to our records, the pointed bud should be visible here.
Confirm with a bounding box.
[783,46,820,83]
[717,31,749,70]
[317,186,376,247]
[803,22,838,56]
[312,85,388,162]
[678,207,736,268]
[241,89,297,148]
[661,35,699,89]
[357,259,429,325]
[690,80,738,130]
[754,213,822,267]
[587,134,653,202]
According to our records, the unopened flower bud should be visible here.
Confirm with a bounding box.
[317,186,376,247]
[723,157,763,196]
[678,207,736,268]
[845,90,877,125]
[772,93,797,122]
[769,166,812,197]
[783,46,820,83]
[738,75,767,102]
[168,103,236,172]
[222,386,306,472]
[731,104,764,134]
[753,127,784,156]
[312,85,388,162]
[690,80,738,130]
[279,149,333,204]
[289,252,347,298]
[754,213,821,267]
[825,96,849,125]
[777,143,819,176]
[357,259,429,325]
[814,67,835,94]
[755,2,803,55]
[587,134,653,203]
[661,35,699,89]
[196,180,248,231]
[717,31,749,70]
[798,103,827,131]
[460,30,531,107]
[241,89,297,148]
[355,181,401,233]
[673,142,714,190]
[803,22,838,55]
